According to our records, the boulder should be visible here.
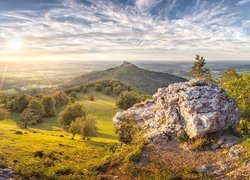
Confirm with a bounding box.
[113,79,241,141]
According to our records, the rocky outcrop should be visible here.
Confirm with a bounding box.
[196,145,250,179]
[0,168,13,180]
[113,79,241,142]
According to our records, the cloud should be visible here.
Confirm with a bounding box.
[236,0,250,6]
[0,0,249,61]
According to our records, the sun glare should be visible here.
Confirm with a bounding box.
[9,39,23,50]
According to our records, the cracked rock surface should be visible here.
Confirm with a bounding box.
[113,79,241,142]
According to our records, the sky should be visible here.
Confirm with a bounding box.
[0,0,250,61]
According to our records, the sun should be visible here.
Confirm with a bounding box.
[9,39,23,50]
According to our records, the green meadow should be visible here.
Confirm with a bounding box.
[0,90,120,178]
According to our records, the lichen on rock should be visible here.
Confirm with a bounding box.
[113,79,241,142]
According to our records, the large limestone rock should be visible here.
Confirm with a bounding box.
[113,79,241,141]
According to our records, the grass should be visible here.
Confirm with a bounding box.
[0,90,120,178]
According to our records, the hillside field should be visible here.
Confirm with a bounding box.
[0,90,120,178]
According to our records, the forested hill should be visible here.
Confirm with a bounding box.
[70,62,186,94]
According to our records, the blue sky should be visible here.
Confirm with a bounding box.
[0,0,250,61]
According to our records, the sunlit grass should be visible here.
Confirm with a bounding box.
[0,90,119,178]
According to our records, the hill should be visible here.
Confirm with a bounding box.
[71,62,186,94]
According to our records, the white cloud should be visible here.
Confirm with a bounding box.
[0,0,249,61]
[236,0,250,6]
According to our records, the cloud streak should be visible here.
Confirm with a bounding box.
[0,0,250,61]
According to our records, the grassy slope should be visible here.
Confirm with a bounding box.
[0,90,120,178]
[72,63,186,94]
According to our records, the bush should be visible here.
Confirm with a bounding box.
[116,117,138,144]
[116,91,141,109]
[16,94,31,113]
[89,95,95,101]
[41,95,56,117]
[126,147,142,163]
[34,150,45,158]
[70,97,76,103]
[58,103,86,128]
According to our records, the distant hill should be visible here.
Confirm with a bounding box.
[71,62,186,94]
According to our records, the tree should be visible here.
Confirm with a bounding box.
[113,85,124,95]
[220,70,250,134]
[0,104,9,120]
[21,108,42,128]
[95,84,102,92]
[58,103,86,128]
[15,94,31,113]
[69,115,98,139]
[41,95,56,117]
[191,55,213,81]
[116,91,141,109]
[27,99,44,116]
[69,91,77,99]
[69,119,82,140]
[105,87,112,95]
[52,91,69,108]
[81,115,98,139]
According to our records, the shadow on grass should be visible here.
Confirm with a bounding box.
[97,132,117,140]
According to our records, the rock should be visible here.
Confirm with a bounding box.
[0,168,13,180]
[113,79,241,142]
[229,145,246,160]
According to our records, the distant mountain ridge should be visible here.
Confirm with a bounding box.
[71,62,186,94]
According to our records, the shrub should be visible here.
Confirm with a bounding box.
[34,150,45,158]
[70,97,76,103]
[126,147,142,163]
[15,94,31,113]
[116,91,141,109]
[89,95,95,101]
[58,103,86,128]
[41,95,56,117]
[116,118,138,144]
